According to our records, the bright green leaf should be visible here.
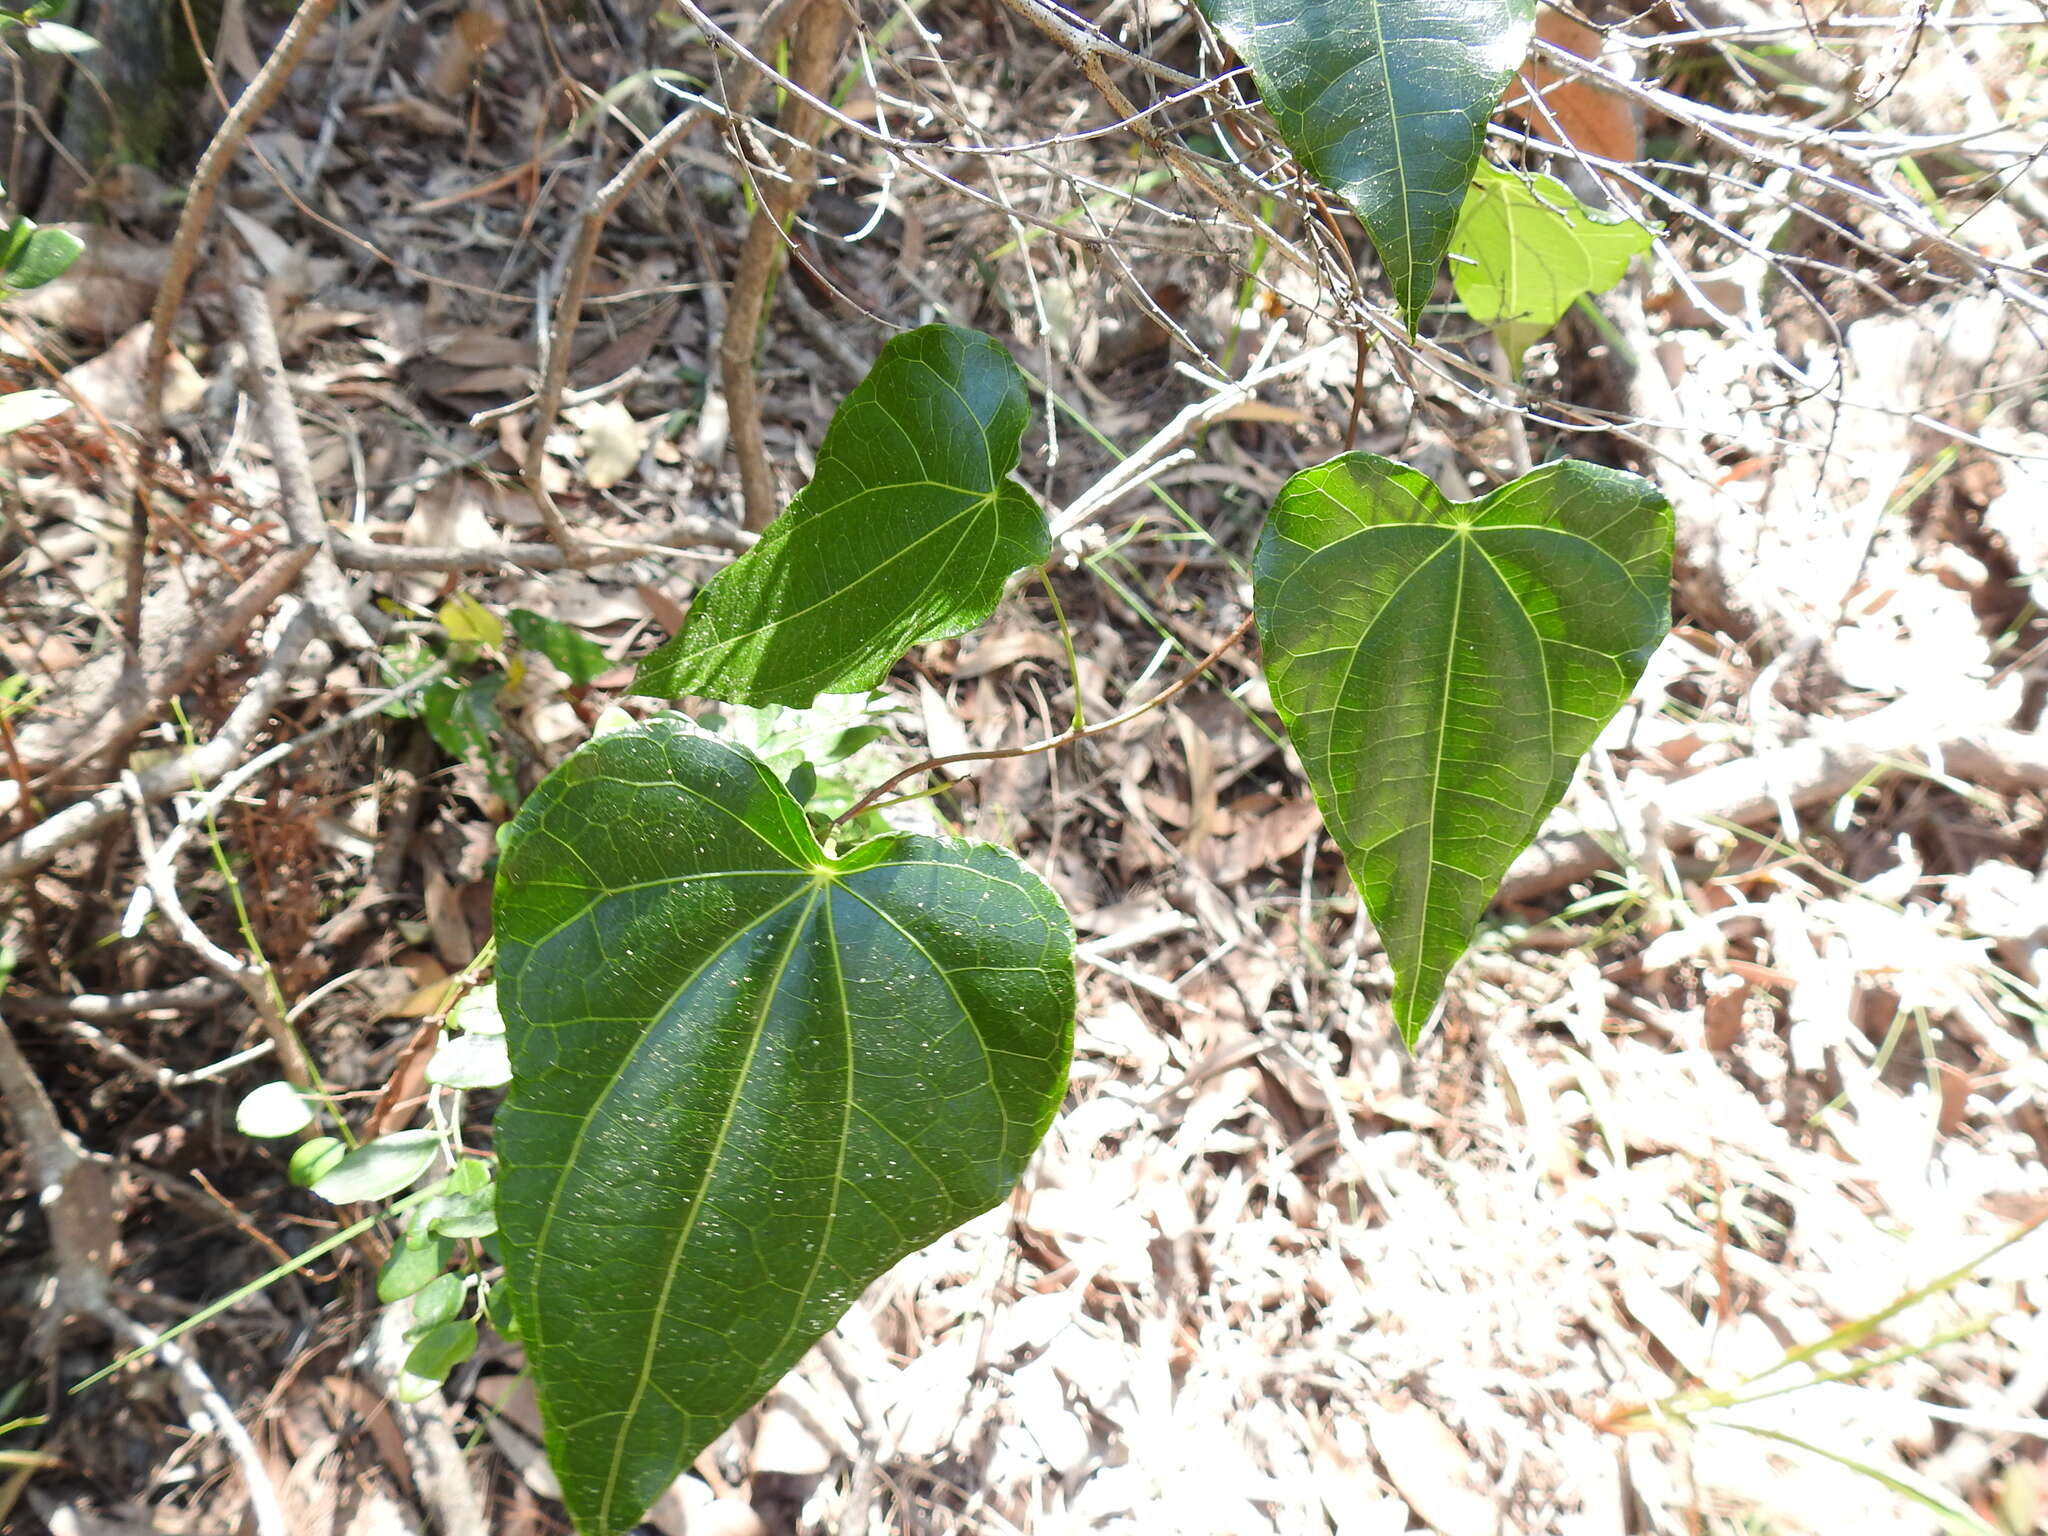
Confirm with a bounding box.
[311,1128,441,1204]
[509,608,609,689]
[377,1230,452,1303]
[437,591,504,651]
[1200,0,1535,329]
[493,716,1075,1536]
[425,1029,511,1089]
[288,1136,346,1187]
[235,1081,315,1138]
[1253,452,1670,1043]
[633,325,1052,707]
[1451,163,1656,370]
[1,224,82,290]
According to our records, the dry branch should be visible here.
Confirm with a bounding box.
[717,0,848,531]
[0,604,319,881]
[224,243,370,648]
[129,0,343,638]
[1501,699,2048,903]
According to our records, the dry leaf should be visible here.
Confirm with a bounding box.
[63,322,203,428]
[428,7,507,96]
[1506,11,1640,166]
[1361,1395,1499,1536]
[567,398,648,490]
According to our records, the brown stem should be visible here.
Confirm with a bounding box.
[129,0,342,640]
[833,610,1256,828]
[720,0,851,531]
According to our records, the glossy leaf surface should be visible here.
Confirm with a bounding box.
[494,717,1075,1536]
[1451,162,1654,369]
[1254,453,1669,1042]
[1201,0,1536,327]
[634,325,1051,707]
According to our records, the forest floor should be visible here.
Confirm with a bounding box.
[4,1,2048,1534]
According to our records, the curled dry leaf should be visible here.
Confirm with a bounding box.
[1506,10,1640,167]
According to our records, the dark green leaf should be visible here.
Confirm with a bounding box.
[633,325,1051,707]
[1200,0,1535,327]
[510,608,610,689]
[1253,453,1670,1043]
[423,674,518,807]
[494,716,1075,1536]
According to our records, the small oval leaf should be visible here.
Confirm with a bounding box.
[425,1029,510,1089]
[494,716,1075,1536]
[1254,453,1671,1042]
[401,1317,477,1391]
[288,1136,347,1188]
[632,325,1051,707]
[377,1231,452,1303]
[236,1080,315,1139]
[311,1128,441,1204]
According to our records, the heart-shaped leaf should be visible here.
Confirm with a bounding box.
[493,717,1075,1536]
[1450,162,1654,370]
[1253,453,1670,1042]
[634,324,1051,707]
[1201,0,1536,328]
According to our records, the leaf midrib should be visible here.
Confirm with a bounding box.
[593,880,826,1529]
[685,489,1003,671]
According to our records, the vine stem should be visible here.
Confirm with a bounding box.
[832,610,1256,829]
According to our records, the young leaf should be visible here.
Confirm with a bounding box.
[1253,453,1670,1043]
[1450,163,1655,370]
[0,222,82,290]
[311,1128,441,1204]
[633,325,1051,707]
[1200,0,1536,329]
[509,608,609,690]
[288,1137,346,1187]
[235,1080,315,1138]
[0,389,71,436]
[377,1230,452,1303]
[493,716,1075,1536]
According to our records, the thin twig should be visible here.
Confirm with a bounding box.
[834,611,1255,826]
[522,90,732,561]
[130,0,343,640]
[719,0,849,530]
[329,519,752,574]
[223,242,370,648]
[0,604,318,882]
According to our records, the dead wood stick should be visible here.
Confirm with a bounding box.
[0,604,318,882]
[6,977,239,1022]
[1499,702,2048,904]
[223,243,370,648]
[720,0,850,531]
[0,1009,288,1535]
[330,518,752,574]
[129,0,343,641]
[4,546,314,813]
